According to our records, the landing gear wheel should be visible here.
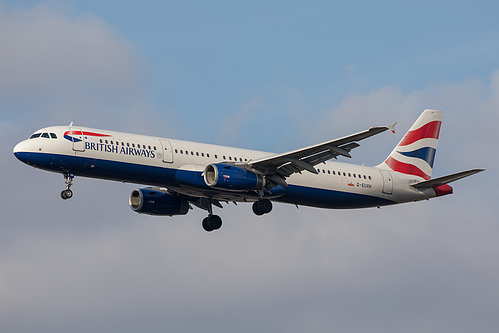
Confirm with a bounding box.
[61,189,73,200]
[202,215,222,232]
[61,173,75,200]
[252,199,273,216]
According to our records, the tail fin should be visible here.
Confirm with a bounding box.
[378,109,443,180]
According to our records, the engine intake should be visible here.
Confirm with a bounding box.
[203,163,265,191]
[129,188,189,216]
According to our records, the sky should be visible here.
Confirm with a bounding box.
[1,1,498,332]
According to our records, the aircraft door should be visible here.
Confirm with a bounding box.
[70,128,85,152]
[159,139,173,163]
[380,170,393,195]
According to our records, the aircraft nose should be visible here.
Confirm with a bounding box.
[13,140,31,162]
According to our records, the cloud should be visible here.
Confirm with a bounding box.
[0,5,141,96]
[0,4,167,133]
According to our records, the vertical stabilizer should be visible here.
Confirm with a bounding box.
[378,109,443,180]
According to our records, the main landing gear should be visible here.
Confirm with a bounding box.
[202,215,222,232]
[202,199,222,232]
[252,199,273,216]
[60,173,74,200]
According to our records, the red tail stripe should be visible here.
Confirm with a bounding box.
[399,121,441,146]
[433,184,453,197]
[385,156,430,180]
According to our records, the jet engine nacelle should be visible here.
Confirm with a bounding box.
[203,163,265,191]
[129,188,189,216]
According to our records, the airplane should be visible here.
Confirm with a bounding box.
[13,109,484,232]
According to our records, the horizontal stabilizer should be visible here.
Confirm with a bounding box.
[411,169,485,188]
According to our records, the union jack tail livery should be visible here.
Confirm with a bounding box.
[380,109,443,180]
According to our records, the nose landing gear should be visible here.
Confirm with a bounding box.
[61,173,74,200]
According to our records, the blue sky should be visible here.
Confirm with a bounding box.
[1,1,498,332]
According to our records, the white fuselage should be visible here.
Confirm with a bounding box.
[13,125,438,209]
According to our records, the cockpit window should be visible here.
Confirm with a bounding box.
[29,133,41,139]
[41,133,49,138]
[50,133,57,139]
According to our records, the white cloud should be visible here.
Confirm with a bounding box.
[0,5,142,97]
[0,4,170,134]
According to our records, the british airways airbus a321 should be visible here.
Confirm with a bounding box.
[13,109,483,232]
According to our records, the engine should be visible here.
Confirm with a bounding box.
[129,188,190,216]
[203,163,265,191]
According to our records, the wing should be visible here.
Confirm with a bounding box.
[248,123,397,188]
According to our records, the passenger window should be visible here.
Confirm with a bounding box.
[223,156,226,160]
[175,149,178,153]
[153,146,157,150]
[191,151,194,155]
[348,173,351,177]
[180,150,183,154]
[100,139,103,143]
[201,153,204,157]
[328,170,331,174]
[50,133,57,139]
[110,141,113,144]
[368,176,371,180]
[132,143,135,147]
[29,133,41,139]
[121,142,124,146]
[207,153,210,158]
[343,172,346,176]
[332,171,336,175]
[127,143,130,147]
[353,174,356,178]
[148,146,151,150]
[196,152,199,156]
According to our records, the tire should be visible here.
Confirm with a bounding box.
[253,200,272,216]
[259,199,273,214]
[202,217,213,232]
[202,215,223,232]
[211,215,222,230]
[252,201,264,216]
[61,189,72,200]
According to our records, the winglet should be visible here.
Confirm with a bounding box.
[387,122,397,134]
